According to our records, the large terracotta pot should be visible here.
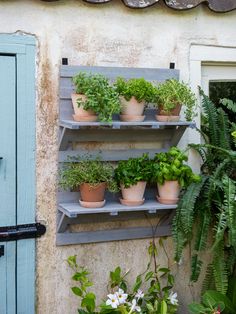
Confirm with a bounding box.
[120,181,146,205]
[120,96,145,122]
[157,180,180,204]
[80,182,106,202]
[156,103,182,122]
[71,93,97,122]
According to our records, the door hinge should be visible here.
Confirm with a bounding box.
[0,223,46,242]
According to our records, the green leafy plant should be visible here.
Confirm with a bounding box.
[173,91,236,295]
[154,79,197,121]
[60,156,118,192]
[67,242,178,314]
[189,287,236,314]
[114,154,153,188]
[72,72,120,122]
[114,77,157,103]
[152,147,200,187]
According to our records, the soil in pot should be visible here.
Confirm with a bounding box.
[120,181,146,206]
[71,93,97,121]
[157,180,180,204]
[120,96,145,121]
[156,103,181,122]
[80,182,106,202]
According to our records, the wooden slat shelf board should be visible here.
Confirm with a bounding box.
[56,225,172,246]
[59,148,167,162]
[58,200,177,218]
[59,119,195,130]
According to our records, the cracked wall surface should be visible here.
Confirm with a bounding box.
[0,1,235,313]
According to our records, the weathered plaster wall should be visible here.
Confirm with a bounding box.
[0,1,235,313]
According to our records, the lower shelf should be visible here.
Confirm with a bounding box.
[56,200,176,245]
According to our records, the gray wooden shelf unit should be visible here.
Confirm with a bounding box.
[57,65,195,246]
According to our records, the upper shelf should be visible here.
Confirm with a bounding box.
[59,117,195,130]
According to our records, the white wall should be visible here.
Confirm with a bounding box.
[0,1,235,313]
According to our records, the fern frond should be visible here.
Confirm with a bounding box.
[172,202,188,262]
[212,241,228,295]
[199,89,220,147]
[191,254,203,282]
[179,177,208,237]
[217,108,232,150]
[212,211,227,251]
[202,264,215,294]
[222,175,236,249]
[220,98,236,113]
[194,207,211,252]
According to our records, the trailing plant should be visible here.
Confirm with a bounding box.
[114,77,157,103]
[173,90,236,296]
[152,147,200,187]
[67,242,178,314]
[114,154,153,188]
[60,156,118,192]
[154,79,197,121]
[72,72,120,122]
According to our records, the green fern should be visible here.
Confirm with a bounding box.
[220,98,236,113]
[202,264,215,294]
[191,255,203,282]
[217,108,232,150]
[212,242,228,294]
[199,88,220,147]
[173,91,236,294]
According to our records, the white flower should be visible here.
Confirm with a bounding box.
[168,292,178,305]
[115,288,128,304]
[129,299,141,313]
[106,293,119,308]
[135,289,144,300]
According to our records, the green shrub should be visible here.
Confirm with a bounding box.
[155,79,196,121]
[114,154,153,188]
[114,77,157,103]
[72,72,120,122]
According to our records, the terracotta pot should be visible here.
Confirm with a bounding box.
[121,181,147,201]
[157,180,180,202]
[155,115,180,122]
[120,96,145,119]
[156,103,182,122]
[158,103,182,116]
[71,93,97,120]
[80,182,106,202]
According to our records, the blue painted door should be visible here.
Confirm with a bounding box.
[0,35,36,314]
[0,55,17,314]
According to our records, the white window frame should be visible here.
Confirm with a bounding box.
[187,45,236,171]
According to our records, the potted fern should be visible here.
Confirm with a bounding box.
[114,77,157,122]
[153,147,200,204]
[60,157,118,208]
[154,79,196,122]
[71,72,121,122]
[114,154,152,206]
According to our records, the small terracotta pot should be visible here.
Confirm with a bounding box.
[121,181,147,201]
[157,180,180,203]
[80,182,106,202]
[156,103,181,122]
[71,93,97,121]
[120,96,145,121]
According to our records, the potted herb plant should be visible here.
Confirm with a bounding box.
[154,79,196,122]
[153,147,200,204]
[60,157,118,208]
[71,72,121,122]
[114,154,152,206]
[114,77,157,122]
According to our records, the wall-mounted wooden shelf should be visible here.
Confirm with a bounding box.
[56,65,195,246]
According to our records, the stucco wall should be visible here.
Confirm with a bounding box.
[0,1,236,313]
